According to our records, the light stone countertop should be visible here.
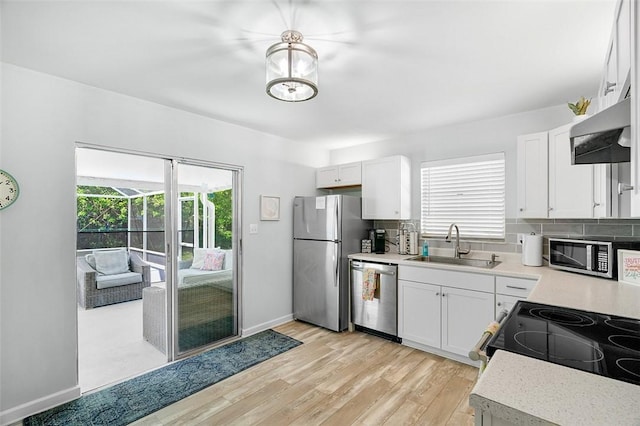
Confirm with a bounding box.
[348,250,640,425]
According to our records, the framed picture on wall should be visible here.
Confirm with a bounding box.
[618,249,640,286]
[260,195,280,221]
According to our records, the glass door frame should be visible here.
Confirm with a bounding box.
[165,158,243,361]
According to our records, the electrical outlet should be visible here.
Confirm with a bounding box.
[249,224,258,234]
[517,233,525,245]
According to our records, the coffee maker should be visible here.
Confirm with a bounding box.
[369,229,387,254]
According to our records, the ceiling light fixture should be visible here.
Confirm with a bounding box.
[266,30,318,102]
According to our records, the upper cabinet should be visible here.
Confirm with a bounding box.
[516,132,548,218]
[362,155,411,220]
[548,124,597,218]
[316,161,362,188]
[599,0,632,109]
[517,124,608,219]
[629,1,640,216]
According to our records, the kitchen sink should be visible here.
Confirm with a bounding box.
[406,255,501,269]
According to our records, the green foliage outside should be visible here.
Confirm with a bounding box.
[77,186,233,252]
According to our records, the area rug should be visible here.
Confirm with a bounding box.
[24,329,302,426]
[179,315,234,353]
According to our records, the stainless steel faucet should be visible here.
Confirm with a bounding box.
[445,223,470,258]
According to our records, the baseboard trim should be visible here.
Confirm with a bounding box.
[0,385,81,426]
[242,314,293,337]
[401,339,481,368]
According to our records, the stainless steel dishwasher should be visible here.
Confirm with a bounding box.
[350,260,399,341]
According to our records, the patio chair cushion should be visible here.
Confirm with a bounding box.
[94,249,130,275]
[96,271,143,289]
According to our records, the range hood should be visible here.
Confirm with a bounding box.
[570,97,631,164]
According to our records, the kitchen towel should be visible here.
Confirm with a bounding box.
[362,268,378,301]
[522,233,543,266]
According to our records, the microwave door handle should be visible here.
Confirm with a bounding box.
[586,244,593,271]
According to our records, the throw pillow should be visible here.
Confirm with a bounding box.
[191,248,223,269]
[201,251,225,271]
[94,249,129,275]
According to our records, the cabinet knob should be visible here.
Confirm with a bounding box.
[442,293,446,297]
[497,302,502,307]
[604,81,616,95]
[519,208,524,212]
[549,207,554,211]
[593,202,601,208]
[435,292,440,296]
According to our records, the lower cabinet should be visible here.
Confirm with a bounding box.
[441,286,495,356]
[495,276,536,318]
[398,268,495,359]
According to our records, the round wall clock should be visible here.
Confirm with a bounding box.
[0,169,20,210]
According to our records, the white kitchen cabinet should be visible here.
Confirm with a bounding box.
[548,123,596,218]
[398,280,441,348]
[361,155,411,220]
[316,161,362,188]
[516,132,548,218]
[441,286,494,357]
[599,1,631,110]
[495,294,521,316]
[495,276,536,318]
[517,125,606,218]
[398,266,495,359]
[629,0,640,216]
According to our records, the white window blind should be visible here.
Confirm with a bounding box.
[421,153,505,240]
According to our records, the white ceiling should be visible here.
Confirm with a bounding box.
[1,0,617,150]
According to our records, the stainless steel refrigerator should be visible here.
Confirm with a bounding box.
[293,195,371,331]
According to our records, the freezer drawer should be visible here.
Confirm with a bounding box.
[351,261,398,336]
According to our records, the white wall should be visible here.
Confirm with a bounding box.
[329,105,576,219]
[0,64,327,422]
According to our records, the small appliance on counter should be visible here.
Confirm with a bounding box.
[398,222,419,255]
[521,232,543,266]
[548,236,640,279]
[369,229,386,254]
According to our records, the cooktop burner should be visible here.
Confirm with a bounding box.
[486,301,640,386]
[529,307,596,326]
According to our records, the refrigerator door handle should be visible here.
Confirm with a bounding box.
[334,244,340,287]
[334,199,339,242]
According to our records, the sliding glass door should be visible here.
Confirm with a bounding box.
[77,146,241,376]
[172,162,239,356]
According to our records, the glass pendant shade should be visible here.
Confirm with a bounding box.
[266,31,318,102]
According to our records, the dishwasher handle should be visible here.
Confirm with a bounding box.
[351,263,396,276]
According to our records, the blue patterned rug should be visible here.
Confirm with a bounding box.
[24,330,302,426]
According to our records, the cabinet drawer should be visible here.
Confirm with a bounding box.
[496,276,536,297]
[399,265,494,293]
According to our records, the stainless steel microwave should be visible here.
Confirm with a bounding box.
[548,237,640,279]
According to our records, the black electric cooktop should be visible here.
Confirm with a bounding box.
[486,301,640,386]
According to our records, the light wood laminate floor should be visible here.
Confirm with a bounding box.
[133,321,478,425]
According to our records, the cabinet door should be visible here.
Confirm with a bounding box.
[548,124,594,218]
[316,166,339,188]
[593,164,611,217]
[337,162,362,186]
[441,287,494,357]
[362,156,410,220]
[516,132,548,218]
[616,0,631,101]
[398,280,441,347]
[602,40,618,109]
[495,294,521,318]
